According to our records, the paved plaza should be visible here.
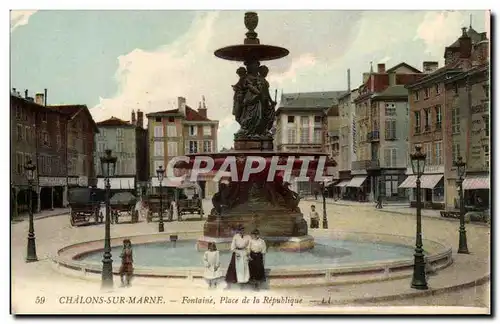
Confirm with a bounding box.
[11,200,490,314]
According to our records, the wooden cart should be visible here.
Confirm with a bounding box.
[146,194,174,223]
[110,192,137,224]
[176,182,203,221]
[68,188,104,226]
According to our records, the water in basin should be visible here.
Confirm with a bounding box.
[78,238,415,268]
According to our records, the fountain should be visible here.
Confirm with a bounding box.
[174,12,336,251]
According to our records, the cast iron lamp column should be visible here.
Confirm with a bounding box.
[25,160,38,263]
[157,165,165,233]
[455,156,469,254]
[322,182,328,229]
[100,149,117,288]
[410,145,428,290]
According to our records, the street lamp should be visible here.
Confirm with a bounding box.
[156,165,165,233]
[410,145,428,290]
[322,182,328,229]
[455,156,469,254]
[25,160,38,263]
[100,149,117,289]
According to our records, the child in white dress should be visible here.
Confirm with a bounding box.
[203,242,222,289]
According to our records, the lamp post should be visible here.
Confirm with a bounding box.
[157,165,165,233]
[455,156,469,254]
[100,149,117,289]
[410,145,428,290]
[322,182,328,229]
[25,160,38,263]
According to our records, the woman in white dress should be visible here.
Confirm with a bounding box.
[224,224,250,287]
[203,242,222,289]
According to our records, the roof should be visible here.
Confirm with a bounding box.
[146,106,214,122]
[327,105,339,117]
[386,62,422,74]
[371,85,409,101]
[405,60,463,89]
[278,91,346,111]
[96,116,134,127]
[50,104,99,133]
[355,72,423,102]
[10,94,68,115]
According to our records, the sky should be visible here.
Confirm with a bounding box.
[10,10,488,150]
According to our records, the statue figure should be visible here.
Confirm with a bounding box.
[257,65,277,135]
[232,67,247,124]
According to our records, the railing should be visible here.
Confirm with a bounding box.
[351,159,380,170]
[367,131,380,141]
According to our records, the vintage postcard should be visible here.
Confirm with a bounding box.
[9,8,491,315]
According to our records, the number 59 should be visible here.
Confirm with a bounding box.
[35,296,46,304]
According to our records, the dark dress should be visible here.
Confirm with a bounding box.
[225,252,238,284]
[119,248,133,276]
[249,252,265,282]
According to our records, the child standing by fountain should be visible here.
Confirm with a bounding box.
[119,239,134,287]
[309,205,320,229]
[203,242,222,289]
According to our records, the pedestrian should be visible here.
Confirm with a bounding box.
[203,242,222,289]
[225,224,250,289]
[314,190,319,200]
[376,195,383,209]
[309,205,320,229]
[119,239,133,287]
[248,229,267,290]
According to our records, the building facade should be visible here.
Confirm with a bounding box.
[146,96,219,197]
[325,104,340,182]
[11,90,68,215]
[94,111,148,194]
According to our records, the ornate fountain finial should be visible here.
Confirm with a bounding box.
[244,12,260,45]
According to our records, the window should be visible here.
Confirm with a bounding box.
[424,108,431,131]
[167,142,178,156]
[56,116,60,128]
[16,152,23,174]
[423,143,432,166]
[453,83,459,95]
[56,135,61,149]
[17,124,23,141]
[43,132,49,146]
[287,116,295,123]
[25,126,30,143]
[424,88,430,98]
[385,103,396,116]
[313,129,322,144]
[203,140,212,153]
[154,142,164,156]
[16,106,21,120]
[451,108,460,133]
[414,91,419,101]
[414,111,421,133]
[100,129,107,138]
[484,116,489,137]
[435,105,442,129]
[167,125,177,137]
[385,120,396,139]
[484,145,489,168]
[154,125,164,138]
[384,148,397,167]
[117,142,124,152]
[435,84,440,95]
[168,117,175,123]
[98,143,105,152]
[287,128,296,143]
[384,175,400,197]
[314,116,322,124]
[189,125,198,136]
[452,142,461,164]
[41,112,47,123]
[116,128,123,138]
[155,117,161,122]
[300,116,309,143]
[203,125,211,136]
[435,141,442,165]
[188,140,198,153]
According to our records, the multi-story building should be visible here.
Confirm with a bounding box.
[351,63,424,202]
[146,96,219,197]
[50,104,99,189]
[11,89,68,214]
[94,110,148,194]
[275,91,345,194]
[404,26,487,210]
[325,104,340,182]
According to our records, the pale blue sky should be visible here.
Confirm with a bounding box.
[10,10,487,149]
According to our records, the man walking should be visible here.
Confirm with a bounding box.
[375,195,383,209]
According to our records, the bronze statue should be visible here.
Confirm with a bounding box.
[232,67,247,124]
[257,65,277,135]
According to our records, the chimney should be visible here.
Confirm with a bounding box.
[363,73,370,83]
[422,61,439,73]
[131,109,136,125]
[35,93,44,105]
[347,69,351,91]
[12,87,16,94]
[24,89,28,99]
[377,63,386,73]
[198,95,207,119]
[459,27,472,58]
[44,88,47,106]
[388,71,397,86]
[177,96,186,116]
[136,109,144,129]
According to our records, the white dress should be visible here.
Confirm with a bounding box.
[231,234,250,283]
[203,250,222,280]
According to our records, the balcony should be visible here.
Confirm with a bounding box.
[352,159,380,171]
[367,131,380,142]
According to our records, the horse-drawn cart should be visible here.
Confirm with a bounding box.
[68,188,103,226]
[146,194,174,223]
[110,192,137,224]
[176,182,203,221]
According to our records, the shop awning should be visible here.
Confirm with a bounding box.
[346,176,367,188]
[398,175,443,189]
[97,178,135,190]
[463,175,490,190]
[335,180,351,187]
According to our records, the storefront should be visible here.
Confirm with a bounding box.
[399,173,445,209]
[378,172,408,202]
[462,173,490,210]
[345,175,370,202]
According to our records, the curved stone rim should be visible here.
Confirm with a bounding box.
[214,44,290,62]
[53,230,453,285]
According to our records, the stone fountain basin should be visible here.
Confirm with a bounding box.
[52,230,453,287]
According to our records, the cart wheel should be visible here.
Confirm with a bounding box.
[70,215,75,227]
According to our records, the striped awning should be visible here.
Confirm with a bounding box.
[97,178,135,190]
[346,175,367,188]
[463,175,490,190]
[398,175,443,189]
[335,180,351,187]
